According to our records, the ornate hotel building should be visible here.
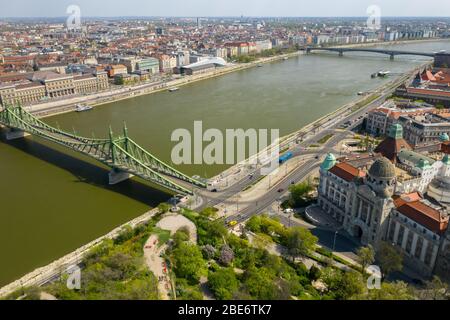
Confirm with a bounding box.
[317,124,450,279]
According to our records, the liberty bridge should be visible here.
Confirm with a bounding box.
[0,105,206,195]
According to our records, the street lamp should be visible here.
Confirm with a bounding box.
[333,230,338,252]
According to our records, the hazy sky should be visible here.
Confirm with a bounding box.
[1,0,450,18]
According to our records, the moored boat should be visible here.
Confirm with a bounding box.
[75,104,93,112]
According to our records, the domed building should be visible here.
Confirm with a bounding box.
[367,157,397,198]
[439,133,450,143]
[374,124,412,163]
[428,176,450,207]
[320,153,337,171]
[318,156,396,246]
[317,153,450,279]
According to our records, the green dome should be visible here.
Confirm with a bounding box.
[443,154,450,165]
[369,157,396,179]
[321,153,336,171]
[388,124,404,139]
[439,133,450,142]
[418,159,431,169]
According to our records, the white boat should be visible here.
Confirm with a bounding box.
[283,57,288,60]
[378,70,391,77]
[75,104,93,112]
[168,87,179,92]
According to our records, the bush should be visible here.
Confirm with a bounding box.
[208,268,239,300]
[309,265,321,281]
[316,247,333,258]
[219,244,235,266]
[172,242,207,284]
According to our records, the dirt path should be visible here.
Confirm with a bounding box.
[143,235,171,300]
[40,292,57,300]
[156,214,197,243]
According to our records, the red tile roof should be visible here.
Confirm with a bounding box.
[374,137,412,162]
[329,162,364,182]
[442,142,450,154]
[395,199,449,235]
[407,87,450,98]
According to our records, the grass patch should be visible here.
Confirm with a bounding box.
[153,228,171,246]
[317,134,333,144]
[351,94,380,112]
[242,175,265,191]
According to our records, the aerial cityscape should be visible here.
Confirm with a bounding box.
[1,0,450,308]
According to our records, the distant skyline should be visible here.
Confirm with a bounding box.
[1,0,450,18]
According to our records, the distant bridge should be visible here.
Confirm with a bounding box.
[0,105,206,195]
[302,47,436,60]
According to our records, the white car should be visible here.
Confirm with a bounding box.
[284,208,294,214]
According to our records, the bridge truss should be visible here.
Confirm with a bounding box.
[304,47,436,59]
[0,105,206,195]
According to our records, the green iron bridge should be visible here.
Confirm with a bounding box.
[0,105,206,195]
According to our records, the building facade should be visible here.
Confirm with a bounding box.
[0,71,109,106]
[317,124,450,279]
[318,154,450,278]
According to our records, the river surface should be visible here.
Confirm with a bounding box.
[1,40,450,287]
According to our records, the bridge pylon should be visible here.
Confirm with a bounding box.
[6,128,30,140]
[109,168,134,185]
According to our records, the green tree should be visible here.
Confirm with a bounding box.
[359,281,415,300]
[418,276,449,300]
[208,268,239,300]
[309,265,321,281]
[115,76,125,85]
[243,267,282,300]
[376,242,403,278]
[200,207,219,218]
[321,268,364,300]
[158,203,171,214]
[356,245,375,274]
[173,228,190,246]
[288,181,314,208]
[285,227,318,260]
[175,278,204,300]
[252,233,273,250]
[172,242,207,284]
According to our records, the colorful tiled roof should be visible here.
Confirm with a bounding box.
[329,162,365,182]
[394,198,449,235]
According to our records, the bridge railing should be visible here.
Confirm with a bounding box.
[0,105,202,194]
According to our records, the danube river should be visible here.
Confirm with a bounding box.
[1,40,450,287]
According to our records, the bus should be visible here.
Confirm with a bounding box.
[279,152,293,164]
